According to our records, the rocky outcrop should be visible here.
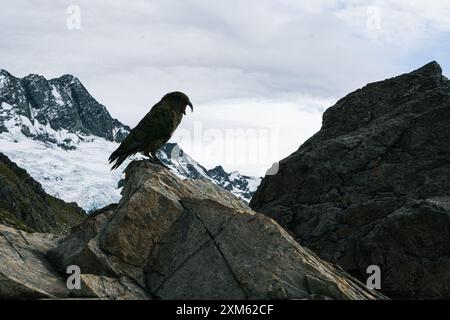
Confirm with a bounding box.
[0,152,85,233]
[0,161,385,299]
[250,61,450,299]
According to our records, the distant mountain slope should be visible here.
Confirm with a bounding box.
[0,69,260,210]
[159,143,261,201]
[0,152,84,233]
[0,69,129,149]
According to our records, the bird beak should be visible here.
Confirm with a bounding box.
[184,102,193,115]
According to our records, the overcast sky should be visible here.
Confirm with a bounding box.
[1,0,449,175]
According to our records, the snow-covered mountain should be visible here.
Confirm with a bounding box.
[159,143,261,201]
[0,69,260,211]
[0,69,129,148]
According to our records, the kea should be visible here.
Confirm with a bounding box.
[109,91,193,170]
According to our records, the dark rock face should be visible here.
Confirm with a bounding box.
[0,69,129,148]
[0,152,85,233]
[250,61,450,299]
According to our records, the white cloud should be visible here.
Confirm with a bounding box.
[334,0,450,47]
[171,95,335,176]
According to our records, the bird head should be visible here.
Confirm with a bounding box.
[162,91,193,115]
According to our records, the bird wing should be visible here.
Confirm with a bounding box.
[111,101,176,157]
[133,100,178,144]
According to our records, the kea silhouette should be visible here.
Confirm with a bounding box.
[109,91,193,170]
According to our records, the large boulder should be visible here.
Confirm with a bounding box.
[46,161,384,300]
[250,61,450,299]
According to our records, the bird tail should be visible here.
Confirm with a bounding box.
[109,147,129,170]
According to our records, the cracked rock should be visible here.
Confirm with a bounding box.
[48,160,384,300]
[0,224,68,299]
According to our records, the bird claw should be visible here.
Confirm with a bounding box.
[147,156,168,169]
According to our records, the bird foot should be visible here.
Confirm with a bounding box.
[147,156,168,169]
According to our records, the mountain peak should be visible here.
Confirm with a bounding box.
[412,60,442,77]
[24,73,47,81]
[57,74,81,85]
[0,69,12,77]
[208,165,227,174]
[320,62,449,139]
[0,69,129,146]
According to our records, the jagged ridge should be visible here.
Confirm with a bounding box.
[0,69,129,149]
